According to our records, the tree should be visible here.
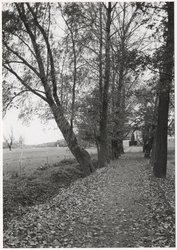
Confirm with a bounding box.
[3,2,170,174]
[59,3,87,129]
[99,2,112,166]
[2,3,95,175]
[3,127,15,151]
[106,2,153,160]
[133,2,174,177]
[71,2,155,165]
[76,88,101,157]
[153,2,174,178]
[133,78,159,152]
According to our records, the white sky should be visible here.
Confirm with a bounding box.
[3,109,64,145]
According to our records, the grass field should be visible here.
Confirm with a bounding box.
[3,146,97,180]
[3,137,174,179]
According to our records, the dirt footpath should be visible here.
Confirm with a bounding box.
[124,146,143,153]
[3,152,175,248]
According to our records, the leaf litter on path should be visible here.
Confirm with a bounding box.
[3,152,175,248]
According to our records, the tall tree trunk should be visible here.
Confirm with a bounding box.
[112,3,126,159]
[150,133,157,166]
[94,129,100,162]
[153,2,174,178]
[70,31,77,130]
[51,104,95,176]
[98,3,103,167]
[150,95,159,163]
[99,2,112,167]
[153,84,169,177]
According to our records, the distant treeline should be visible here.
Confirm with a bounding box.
[3,139,94,149]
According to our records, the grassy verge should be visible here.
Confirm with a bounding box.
[3,156,98,229]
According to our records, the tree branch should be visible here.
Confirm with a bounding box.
[15,3,55,106]
[3,64,48,103]
[4,42,40,78]
[27,3,60,107]
[13,32,37,59]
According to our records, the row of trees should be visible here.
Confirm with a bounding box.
[2,2,174,177]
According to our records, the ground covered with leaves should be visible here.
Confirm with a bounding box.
[3,151,175,248]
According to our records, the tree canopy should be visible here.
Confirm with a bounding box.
[2,2,174,177]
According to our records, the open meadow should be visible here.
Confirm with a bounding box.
[3,138,174,179]
[3,146,97,180]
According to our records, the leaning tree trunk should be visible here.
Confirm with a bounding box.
[51,104,95,176]
[3,3,94,176]
[153,2,174,178]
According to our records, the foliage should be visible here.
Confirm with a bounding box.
[2,3,97,174]
[2,2,174,172]
[133,77,158,140]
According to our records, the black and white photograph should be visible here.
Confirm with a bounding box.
[2,2,175,248]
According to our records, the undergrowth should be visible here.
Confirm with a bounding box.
[3,157,98,230]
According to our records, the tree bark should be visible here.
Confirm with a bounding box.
[110,3,126,160]
[153,86,169,177]
[94,129,100,165]
[153,2,174,178]
[99,2,112,167]
[98,3,103,167]
[150,134,157,166]
[51,104,95,176]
